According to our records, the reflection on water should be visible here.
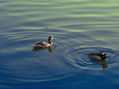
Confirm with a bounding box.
[1,0,119,89]
[89,56,108,69]
[48,46,56,52]
[32,46,56,52]
[65,47,119,70]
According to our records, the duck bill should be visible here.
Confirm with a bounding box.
[53,38,55,41]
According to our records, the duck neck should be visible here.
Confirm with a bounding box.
[48,40,52,44]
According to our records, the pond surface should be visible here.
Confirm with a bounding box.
[0,0,119,89]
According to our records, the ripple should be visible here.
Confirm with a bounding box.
[0,34,75,83]
[65,47,119,70]
[0,0,119,88]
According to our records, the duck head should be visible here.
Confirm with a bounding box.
[99,52,108,59]
[48,36,55,44]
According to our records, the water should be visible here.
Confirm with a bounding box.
[0,0,119,89]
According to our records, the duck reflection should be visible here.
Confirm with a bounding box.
[32,46,56,52]
[88,52,108,69]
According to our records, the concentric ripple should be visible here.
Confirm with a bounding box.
[65,47,119,70]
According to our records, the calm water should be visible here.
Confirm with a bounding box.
[0,0,119,89]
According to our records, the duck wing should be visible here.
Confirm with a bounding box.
[33,42,42,45]
[33,42,49,46]
[88,54,101,60]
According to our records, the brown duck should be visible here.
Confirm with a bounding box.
[33,36,55,48]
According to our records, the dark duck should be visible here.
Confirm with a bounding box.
[88,52,107,60]
[88,52,108,69]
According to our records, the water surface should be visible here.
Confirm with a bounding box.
[0,0,119,89]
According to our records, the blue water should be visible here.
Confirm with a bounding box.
[1,0,119,89]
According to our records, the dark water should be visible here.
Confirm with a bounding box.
[1,0,119,89]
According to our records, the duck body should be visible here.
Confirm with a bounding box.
[33,42,52,48]
[88,52,107,60]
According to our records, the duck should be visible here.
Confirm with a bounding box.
[88,52,108,69]
[33,36,55,48]
[88,52,107,60]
